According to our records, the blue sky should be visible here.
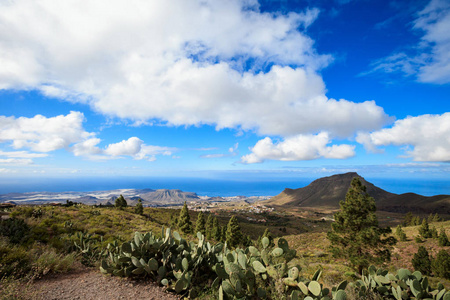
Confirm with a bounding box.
[0,0,449,187]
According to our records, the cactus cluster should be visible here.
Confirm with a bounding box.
[354,265,450,300]
[98,228,450,299]
[100,228,222,297]
[73,231,107,266]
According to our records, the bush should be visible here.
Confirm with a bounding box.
[0,239,31,277]
[432,250,450,279]
[30,246,75,278]
[0,218,31,244]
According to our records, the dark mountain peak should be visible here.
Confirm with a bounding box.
[266,173,395,208]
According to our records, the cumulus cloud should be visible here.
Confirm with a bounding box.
[241,132,355,163]
[0,0,389,137]
[0,111,92,152]
[0,112,174,162]
[73,137,175,161]
[356,113,450,161]
[365,0,450,84]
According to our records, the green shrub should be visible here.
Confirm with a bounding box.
[0,240,31,277]
[0,218,31,244]
[30,246,75,278]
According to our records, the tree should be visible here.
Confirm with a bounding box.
[403,212,414,226]
[432,213,442,222]
[195,211,206,236]
[134,198,144,215]
[115,195,127,209]
[226,216,242,248]
[412,246,432,275]
[178,202,192,234]
[327,177,396,273]
[212,217,221,241]
[221,226,227,242]
[395,225,407,241]
[403,212,413,226]
[438,228,450,246]
[419,219,432,238]
[206,214,214,240]
[432,250,450,279]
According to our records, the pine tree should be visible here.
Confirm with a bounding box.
[195,211,206,236]
[430,226,439,238]
[403,212,414,226]
[395,225,407,242]
[432,250,450,279]
[413,216,422,226]
[226,216,242,248]
[412,246,432,275]
[438,228,450,246]
[115,195,127,209]
[221,226,227,242]
[419,219,432,238]
[178,202,192,234]
[327,177,396,273]
[206,214,214,240]
[433,213,442,222]
[427,213,435,223]
[212,217,221,241]
[135,198,143,215]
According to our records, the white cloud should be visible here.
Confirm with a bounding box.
[0,150,48,158]
[356,113,450,161]
[71,138,103,157]
[0,158,33,165]
[74,137,175,161]
[365,0,450,84]
[414,0,450,83]
[0,111,92,152]
[104,137,143,156]
[0,0,389,137]
[241,132,355,163]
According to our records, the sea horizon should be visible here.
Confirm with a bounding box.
[0,176,449,198]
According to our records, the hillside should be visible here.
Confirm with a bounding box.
[265,172,450,214]
[264,172,395,208]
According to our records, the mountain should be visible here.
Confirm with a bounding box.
[264,172,394,209]
[265,172,450,214]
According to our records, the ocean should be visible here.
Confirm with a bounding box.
[0,176,449,197]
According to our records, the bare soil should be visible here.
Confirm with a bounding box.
[29,265,179,300]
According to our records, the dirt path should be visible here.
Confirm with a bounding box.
[30,266,179,300]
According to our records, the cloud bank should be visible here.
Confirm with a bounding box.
[0,0,388,140]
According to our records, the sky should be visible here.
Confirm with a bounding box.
[0,0,449,189]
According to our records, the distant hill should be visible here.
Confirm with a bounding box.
[265,172,450,214]
[377,193,450,214]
